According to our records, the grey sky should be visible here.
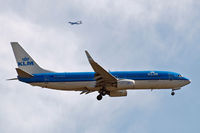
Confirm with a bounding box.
[0,0,200,133]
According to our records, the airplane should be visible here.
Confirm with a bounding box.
[68,21,82,25]
[9,42,191,101]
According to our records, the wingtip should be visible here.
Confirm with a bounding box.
[85,50,93,61]
[85,50,90,56]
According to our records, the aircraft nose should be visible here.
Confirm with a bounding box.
[184,78,191,85]
[187,79,191,84]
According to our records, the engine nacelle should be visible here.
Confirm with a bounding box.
[117,79,135,89]
[109,90,127,97]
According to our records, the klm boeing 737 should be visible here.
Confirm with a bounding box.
[10,42,191,100]
[68,21,82,25]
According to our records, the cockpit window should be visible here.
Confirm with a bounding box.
[178,75,182,77]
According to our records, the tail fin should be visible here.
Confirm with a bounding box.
[11,42,52,74]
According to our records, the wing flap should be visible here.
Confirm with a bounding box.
[80,90,95,95]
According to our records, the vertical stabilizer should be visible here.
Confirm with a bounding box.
[11,42,52,74]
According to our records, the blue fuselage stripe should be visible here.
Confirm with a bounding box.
[18,71,188,83]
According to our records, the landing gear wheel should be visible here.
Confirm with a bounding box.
[171,91,175,96]
[97,95,102,100]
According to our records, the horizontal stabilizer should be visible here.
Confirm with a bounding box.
[7,78,18,80]
[16,68,33,78]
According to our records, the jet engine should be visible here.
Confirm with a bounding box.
[117,79,135,89]
[109,90,127,97]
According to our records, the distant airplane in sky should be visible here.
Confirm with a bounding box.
[10,42,191,100]
[68,21,82,25]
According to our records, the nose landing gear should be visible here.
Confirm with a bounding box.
[171,91,175,96]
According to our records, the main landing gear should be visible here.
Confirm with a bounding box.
[96,87,110,101]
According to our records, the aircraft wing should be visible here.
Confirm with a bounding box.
[85,51,117,87]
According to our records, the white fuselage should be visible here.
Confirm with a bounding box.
[30,79,190,91]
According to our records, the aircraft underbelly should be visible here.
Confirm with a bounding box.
[30,80,184,91]
[134,80,183,89]
[30,81,98,91]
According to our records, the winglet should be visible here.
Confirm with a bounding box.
[85,50,93,62]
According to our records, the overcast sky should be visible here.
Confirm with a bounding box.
[0,0,200,133]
